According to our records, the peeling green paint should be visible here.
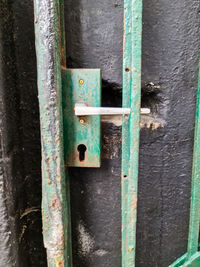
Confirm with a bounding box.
[34,0,143,265]
[121,0,143,266]
[33,0,72,266]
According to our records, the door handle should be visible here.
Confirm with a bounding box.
[62,69,150,168]
[74,103,150,116]
[62,68,150,167]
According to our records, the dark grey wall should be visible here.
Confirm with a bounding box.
[138,1,199,266]
[66,1,199,266]
[0,0,199,266]
[0,0,46,266]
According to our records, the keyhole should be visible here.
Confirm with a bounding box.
[77,144,87,162]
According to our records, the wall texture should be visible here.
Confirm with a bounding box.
[0,0,199,266]
[0,0,46,266]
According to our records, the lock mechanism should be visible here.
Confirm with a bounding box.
[62,68,101,168]
[62,68,150,168]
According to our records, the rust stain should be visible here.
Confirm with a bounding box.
[131,196,137,210]
[56,259,64,267]
[58,175,61,183]
[56,137,61,143]
[55,252,64,267]
[60,47,66,68]
[52,199,59,209]
[128,246,134,253]
[61,65,67,71]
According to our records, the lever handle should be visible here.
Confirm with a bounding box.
[75,103,150,116]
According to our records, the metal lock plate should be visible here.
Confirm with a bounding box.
[62,69,101,167]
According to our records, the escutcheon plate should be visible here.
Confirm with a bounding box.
[62,69,101,167]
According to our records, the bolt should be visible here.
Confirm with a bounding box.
[79,118,85,124]
[79,79,84,85]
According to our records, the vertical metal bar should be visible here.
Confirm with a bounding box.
[33,0,72,266]
[121,0,143,266]
[59,0,66,68]
[187,55,200,259]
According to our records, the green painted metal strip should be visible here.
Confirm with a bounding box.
[59,1,73,265]
[186,252,200,267]
[187,54,200,259]
[33,0,72,266]
[121,0,143,266]
[170,252,200,267]
[170,253,187,267]
[170,55,200,267]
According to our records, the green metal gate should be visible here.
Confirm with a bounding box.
[33,0,143,266]
[33,0,200,266]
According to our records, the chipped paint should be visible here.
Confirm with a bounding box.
[33,0,72,266]
[121,0,142,266]
[131,196,137,210]
[56,257,64,267]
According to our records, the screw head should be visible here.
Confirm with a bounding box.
[79,79,84,85]
[79,118,85,124]
[125,114,129,119]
